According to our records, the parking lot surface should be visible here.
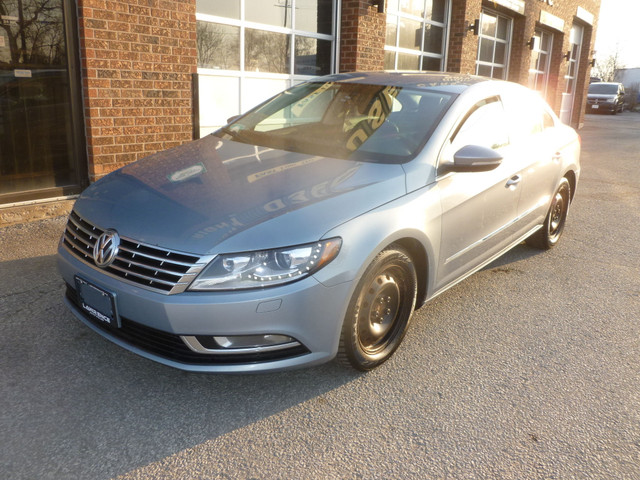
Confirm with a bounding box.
[1,113,639,480]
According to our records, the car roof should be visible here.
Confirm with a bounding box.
[317,71,491,94]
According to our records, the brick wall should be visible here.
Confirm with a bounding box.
[77,0,197,182]
[447,0,482,73]
[447,0,600,127]
[340,0,385,72]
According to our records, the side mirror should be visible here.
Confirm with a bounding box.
[450,145,503,172]
[227,115,241,124]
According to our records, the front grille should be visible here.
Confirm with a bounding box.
[62,210,212,294]
[66,284,310,365]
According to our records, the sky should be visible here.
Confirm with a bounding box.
[594,0,640,68]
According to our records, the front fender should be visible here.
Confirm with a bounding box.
[313,183,441,300]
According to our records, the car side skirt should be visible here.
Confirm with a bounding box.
[427,224,542,302]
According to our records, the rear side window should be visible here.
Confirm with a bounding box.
[450,97,509,151]
[502,90,556,143]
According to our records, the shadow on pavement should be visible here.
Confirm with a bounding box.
[1,252,362,480]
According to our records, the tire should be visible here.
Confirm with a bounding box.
[337,245,417,371]
[526,178,571,250]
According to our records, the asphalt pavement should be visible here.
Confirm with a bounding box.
[1,112,639,479]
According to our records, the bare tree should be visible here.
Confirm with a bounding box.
[0,0,65,66]
[196,22,240,70]
[593,47,625,82]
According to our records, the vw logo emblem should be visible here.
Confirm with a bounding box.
[93,230,120,268]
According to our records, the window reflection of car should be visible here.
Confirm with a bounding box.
[586,82,625,114]
[58,72,581,373]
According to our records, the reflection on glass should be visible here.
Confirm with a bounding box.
[479,38,493,63]
[540,31,551,52]
[0,0,67,66]
[386,0,400,13]
[538,52,547,70]
[397,52,419,70]
[195,0,240,19]
[296,0,333,34]
[422,24,442,54]
[386,15,398,46]
[399,17,421,50]
[197,22,240,70]
[421,55,441,71]
[492,67,504,79]
[246,0,292,28]
[384,51,396,69]
[0,0,76,196]
[530,50,540,70]
[497,16,509,41]
[220,81,454,162]
[245,29,290,74]
[295,37,330,76]
[481,14,496,37]
[476,64,491,77]
[494,41,505,64]
[400,0,425,17]
[565,78,574,94]
[426,0,446,23]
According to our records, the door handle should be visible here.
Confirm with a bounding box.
[506,175,521,188]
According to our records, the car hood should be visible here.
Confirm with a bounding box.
[74,135,407,254]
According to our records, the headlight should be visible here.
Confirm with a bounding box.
[606,98,616,103]
[189,238,342,291]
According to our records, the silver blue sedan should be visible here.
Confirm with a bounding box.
[57,72,581,372]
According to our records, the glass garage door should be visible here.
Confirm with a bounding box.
[195,0,337,136]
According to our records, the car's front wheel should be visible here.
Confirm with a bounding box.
[526,177,571,250]
[337,245,417,371]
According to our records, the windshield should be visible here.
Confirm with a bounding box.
[588,83,619,95]
[216,81,455,163]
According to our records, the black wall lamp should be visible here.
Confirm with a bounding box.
[468,19,479,35]
[371,0,385,13]
[563,50,571,61]
[526,37,536,50]
[589,58,596,67]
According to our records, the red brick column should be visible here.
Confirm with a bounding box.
[340,0,386,72]
[77,0,197,182]
[446,0,483,74]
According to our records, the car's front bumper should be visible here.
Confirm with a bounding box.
[587,102,616,113]
[58,244,353,373]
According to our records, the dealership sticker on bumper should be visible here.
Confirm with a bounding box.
[75,276,120,328]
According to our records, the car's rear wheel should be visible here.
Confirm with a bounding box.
[337,246,417,371]
[526,177,571,250]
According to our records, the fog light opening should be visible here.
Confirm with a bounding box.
[180,334,301,354]
[214,334,294,349]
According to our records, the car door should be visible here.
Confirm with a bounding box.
[435,96,524,290]
[502,91,563,236]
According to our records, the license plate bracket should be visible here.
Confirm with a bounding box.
[75,276,120,328]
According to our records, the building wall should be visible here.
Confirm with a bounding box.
[449,0,599,128]
[77,0,197,182]
[339,0,386,72]
[1,0,603,220]
[447,0,483,74]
